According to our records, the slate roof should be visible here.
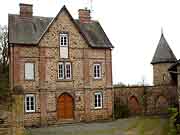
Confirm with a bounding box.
[8,14,52,44]
[75,20,113,48]
[8,6,113,48]
[151,33,177,64]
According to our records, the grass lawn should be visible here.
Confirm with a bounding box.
[26,116,169,135]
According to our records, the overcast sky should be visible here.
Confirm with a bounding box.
[1,0,180,85]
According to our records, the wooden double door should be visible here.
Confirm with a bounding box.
[57,93,74,120]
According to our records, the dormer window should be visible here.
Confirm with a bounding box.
[60,33,69,58]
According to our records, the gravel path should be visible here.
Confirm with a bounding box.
[26,116,168,135]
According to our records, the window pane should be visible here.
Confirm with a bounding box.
[60,34,68,47]
[25,95,35,112]
[95,95,97,107]
[58,63,64,79]
[27,105,30,110]
[94,64,101,79]
[25,63,34,80]
[65,63,71,79]
[31,105,34,110]
[94,93,102,108]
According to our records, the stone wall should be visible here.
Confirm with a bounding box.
[114,85,178,115]
[153,63,173,85]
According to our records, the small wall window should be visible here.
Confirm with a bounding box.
[60,33,69,58]
[93,64,101,79]
[94,92,103,109]
[58,62,72,80]
[25,63,35,80]
[25,94,35,113]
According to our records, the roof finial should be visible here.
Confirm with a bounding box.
[161,27,163,35]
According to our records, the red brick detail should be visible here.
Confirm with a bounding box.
[83,49,90,86]
[14,47,20,83]
[39,48,46,81]
[78,9,91,23]
[19,3,33,17]
[40,92,47,126]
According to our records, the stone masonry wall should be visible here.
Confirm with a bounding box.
[114,85,177,115]
[153,63,173,85]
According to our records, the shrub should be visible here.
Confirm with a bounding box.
[168,107,178,135]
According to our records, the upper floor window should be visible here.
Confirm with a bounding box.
[60,33,68,47]
[65,63,71,79]
[60,33,69,58]
[94,92,103,109]
[25,94,35,113]
[58,62,72,80]
[93,64,101,79]
[25,63,35,80]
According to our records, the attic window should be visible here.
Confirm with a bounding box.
[60,33,68,47]
[59,33,69,58]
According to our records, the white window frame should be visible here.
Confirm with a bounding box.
[94,92,103,109]
[65,62,71,80]
[93,64,102,79]
[25,63,35,80]
[60,33,68,47]
[58,62,72,80]
[58,62,64,79]
[25,94,35,113]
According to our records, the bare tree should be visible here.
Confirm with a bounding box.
[0,25,8,73]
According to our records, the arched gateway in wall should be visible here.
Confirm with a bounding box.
[128,96,141,114]
[57,93,74,120]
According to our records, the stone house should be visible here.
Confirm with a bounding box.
[8,3,113,127]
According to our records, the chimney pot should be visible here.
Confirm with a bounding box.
[78,8,91,23]
[19,3,33,17]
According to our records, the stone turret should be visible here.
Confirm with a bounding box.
[151,33,177,85]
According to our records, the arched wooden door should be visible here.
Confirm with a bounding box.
[128,96,141,114]
[57,93,74,120]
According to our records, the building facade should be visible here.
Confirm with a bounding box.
[8,3,113,126]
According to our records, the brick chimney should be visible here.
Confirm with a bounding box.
[19,3,33,17]
[78,8,91,23]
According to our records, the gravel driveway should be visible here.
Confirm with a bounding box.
[26,116,168,135]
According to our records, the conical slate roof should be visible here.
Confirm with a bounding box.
[151,33,177,64]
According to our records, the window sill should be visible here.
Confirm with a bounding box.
[24,79,35,81]
[94,107,103,110]
[25,111,36,113]
[56,79,73,82]
[93,78,102,80]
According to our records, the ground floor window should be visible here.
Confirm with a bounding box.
[94,92,103,109]
[25,94,35,112]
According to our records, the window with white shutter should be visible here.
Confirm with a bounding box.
[60,33,69,58]
[25,63,35,80]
